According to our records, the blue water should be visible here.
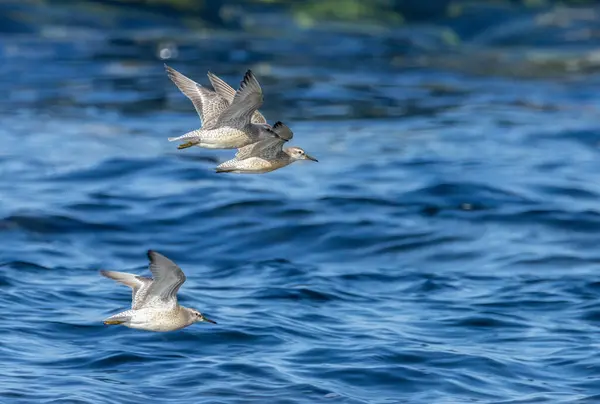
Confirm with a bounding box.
[3,3,600,403]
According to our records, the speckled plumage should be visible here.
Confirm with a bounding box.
[216,122,318,174]
[207,71,267,125]
[165,65,266,126]
[165,65,274,149]
[101,250,216,332]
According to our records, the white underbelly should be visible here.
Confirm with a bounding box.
[126,308,185,332]
[200,128,252,149]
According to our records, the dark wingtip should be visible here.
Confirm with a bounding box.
[271,121,292,141]
[147,250,156,261]
[240,70,254,88]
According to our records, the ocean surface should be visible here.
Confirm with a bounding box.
[2,3,600,403]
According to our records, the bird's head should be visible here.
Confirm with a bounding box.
[187,308,217,325]
[286,147,318,162]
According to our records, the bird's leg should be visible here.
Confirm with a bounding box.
[103,319,126,325]
[177,141,198,150]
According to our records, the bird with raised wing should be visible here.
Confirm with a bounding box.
[165,65,275,150]
[215,121,318,174]
[165,65,267,129]
[101,250,216,332]
[207,71,267,125]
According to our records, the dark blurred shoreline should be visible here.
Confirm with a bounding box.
[19,0,600,26]
[3,0,600,81]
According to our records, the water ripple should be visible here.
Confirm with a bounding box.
[2,9,600,403]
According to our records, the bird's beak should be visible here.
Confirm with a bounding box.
[202,316,217,324]
[305,154,318,162]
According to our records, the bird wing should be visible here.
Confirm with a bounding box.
[207,71,236,103]
[234,137,284,160]
[100,270,152,310]
[208,71,267,124]
[271,121,294,141]
[215,70,263,127]
[250,111,268,125]
[200,91,232,128]
[142,250,186,307]
[233,121,291,160]
[165,64,229,126]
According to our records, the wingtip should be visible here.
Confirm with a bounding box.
[271,121,293,141]
[147,249,167,264]
[165,66,176,80]
[240,70,256,88]
[164,65,183,81]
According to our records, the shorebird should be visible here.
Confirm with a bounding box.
[215,121,318,174]
[101,250,216,332]
[165,65,276,150]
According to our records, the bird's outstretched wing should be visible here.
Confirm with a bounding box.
[208,71,267,124]
[142,250,186,307]
[100,270,152,310]
[165,64,229,127]
[216,70,263,127]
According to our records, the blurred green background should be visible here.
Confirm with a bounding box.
[3,0,600,80]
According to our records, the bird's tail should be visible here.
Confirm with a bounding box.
[103,310,132,326]
[168,130,202,149]
[215,167,235,173]
[168,130,201,143]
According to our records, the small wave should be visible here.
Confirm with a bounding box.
[0,213,124,234]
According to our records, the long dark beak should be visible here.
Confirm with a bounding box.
[305,154,318,162]
[202,316,217,324]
